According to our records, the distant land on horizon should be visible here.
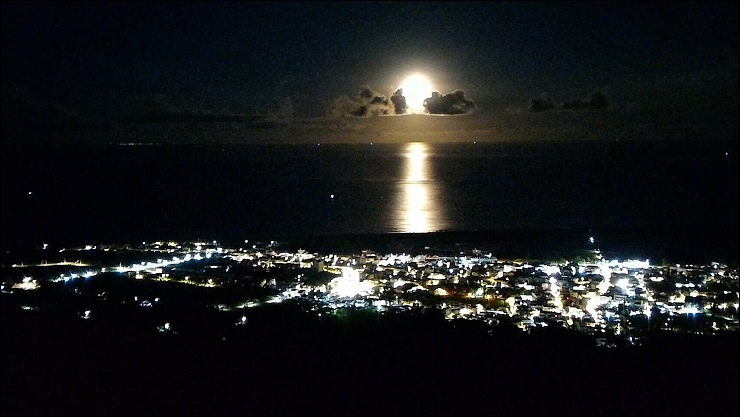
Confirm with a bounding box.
[2,225,738,267]
[2,105,738,146]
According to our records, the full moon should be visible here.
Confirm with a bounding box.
[399,74,433,114]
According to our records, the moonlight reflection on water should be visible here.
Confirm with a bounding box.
[398,142,448,233]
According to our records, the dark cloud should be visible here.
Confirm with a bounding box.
[330,86,476,117]
[126,109,284,127]
[423,90,476,115]
[528,93,557,112]
[328,86,392,118]
[530,90,609,112]
[562,90,608,110]
[121,93,296,128]
[390,89,408,115]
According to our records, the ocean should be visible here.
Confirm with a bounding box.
[2,139,738,262]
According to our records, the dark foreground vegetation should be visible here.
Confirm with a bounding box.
[2,293,738,416]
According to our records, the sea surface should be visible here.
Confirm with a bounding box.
[2,139,738,261]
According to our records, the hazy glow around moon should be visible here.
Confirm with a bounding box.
[399,74,432,114]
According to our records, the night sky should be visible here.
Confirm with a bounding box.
[2,1,738,144]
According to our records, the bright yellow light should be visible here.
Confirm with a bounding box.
[406,142,426,181]
[330,267,373,297]
[399,74,432,113]
[405,183,428,231]
[401,142,430,232]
